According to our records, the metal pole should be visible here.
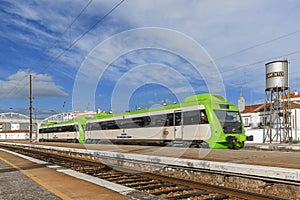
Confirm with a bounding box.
[263,90,266,143]
[29,74,33,142]
[295,109,298,142]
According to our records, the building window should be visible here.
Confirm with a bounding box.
[244,118,249,126]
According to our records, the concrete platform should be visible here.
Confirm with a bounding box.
[6,141,300,169]
[0,156,60,200]
[245,143,300,151]
[0,148,129,200]
[3,142,300,183]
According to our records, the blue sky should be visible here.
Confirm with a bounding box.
[1,0,300,118]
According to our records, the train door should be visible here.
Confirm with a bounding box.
[174,110,183,140]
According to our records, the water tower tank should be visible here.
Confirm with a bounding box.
[265,60,289,91]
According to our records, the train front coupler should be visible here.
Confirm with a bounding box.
[226,136,239,149]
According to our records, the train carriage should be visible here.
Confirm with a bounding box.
[85,104,211,147]
[39,117,86,143]
[38,94,251,149]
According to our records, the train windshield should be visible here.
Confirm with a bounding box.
[214,110,242,134]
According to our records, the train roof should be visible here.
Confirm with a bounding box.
[182,94,227,104]
[40,116,90,127]
[93,93,231,119]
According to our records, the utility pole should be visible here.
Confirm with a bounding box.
[29,74,33,142]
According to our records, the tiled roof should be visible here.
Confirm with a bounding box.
[242,104,264,113]
[283,92,300,99]
[242,102,300,113]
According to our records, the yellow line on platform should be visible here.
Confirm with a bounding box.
[0,157,72,200]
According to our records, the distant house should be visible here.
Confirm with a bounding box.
[0,112,38,140]
[240,91,300,143]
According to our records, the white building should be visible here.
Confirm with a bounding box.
[241,92,300,143]
[0,112,37,140]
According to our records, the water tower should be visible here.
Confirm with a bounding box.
[263,60,292,143]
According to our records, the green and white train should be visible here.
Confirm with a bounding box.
[39,94,252,149]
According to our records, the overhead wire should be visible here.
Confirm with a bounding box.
[38,0,126,75]
[217,30,300,91]
[214,29,300,62]
[32,0,94,73]
[6,0,94,98]
[213,30,300,95]
[221,50,300,74]
[8,5,299,93]
[8,0,126,100]
[206,28,300,88]
[4,1,300,110]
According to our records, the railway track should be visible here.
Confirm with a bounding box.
[0,144,290,200]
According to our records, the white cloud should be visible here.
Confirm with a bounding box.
[110,63,196,112]
[73,27,225,110]
[111,0,300,93]
[2,0,300,110]
[0,71,68,98]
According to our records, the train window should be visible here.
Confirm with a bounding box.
[87,122,101,131]
[133,117,143,127]
[44,128,50,133]
[174,112,182,126]
[149,114,167,127]
[39,128,45,133]
[116,119,135,129]
[86,123,91,131]
[143,116,151,127]
[71,125,77,132]
[101,120,119,130]
[214,110,241,123]
[39,125,75,133]
[183,110,201,125]
[220,104,230,109]
[100,121,108,130]
[85,111,209,130]
[200,110,209,124]
[66,125,72,132]
[60,125,74,132]
[133,116,151,127]
[214,110,242,134]
[74,125,79,131]
[166,113,174,126]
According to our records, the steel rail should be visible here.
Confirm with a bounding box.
[0,144,293,200]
